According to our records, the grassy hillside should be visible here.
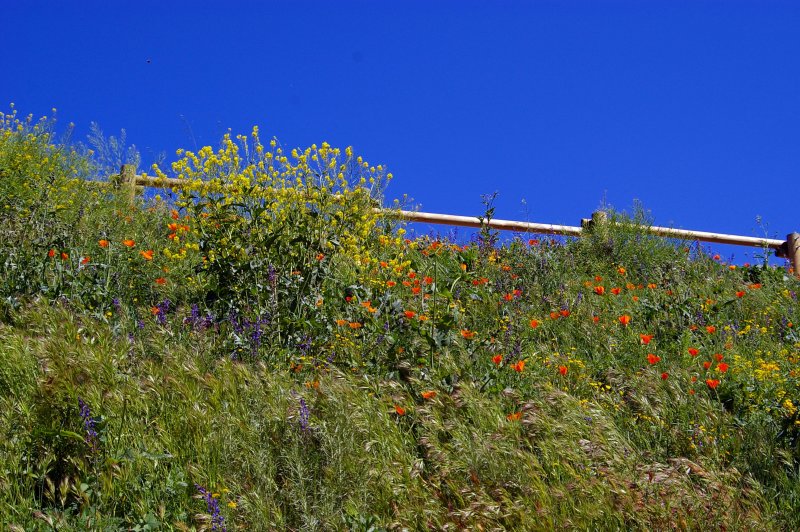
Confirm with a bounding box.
[2,107,800,530]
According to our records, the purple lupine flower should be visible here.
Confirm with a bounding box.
[298,397,310,432]
[195,484,226,531]
[112,298,121,312]
[267,264,277,284]
[78,398,98,452]
[156,299,171,325]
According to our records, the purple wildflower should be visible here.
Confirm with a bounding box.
[195,484,226,531]
[78,398,98,452]
[298,397,310,432]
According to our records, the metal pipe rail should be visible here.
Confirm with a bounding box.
[107,165,800,273]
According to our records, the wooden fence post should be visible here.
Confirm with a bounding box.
[787,233,800,277]
[120,164,137,206]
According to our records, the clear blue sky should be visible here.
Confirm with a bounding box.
[3,1,798,262]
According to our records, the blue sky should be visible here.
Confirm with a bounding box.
[3,1,798,263]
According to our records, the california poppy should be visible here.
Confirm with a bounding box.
[529,319,539,329]
[558,365,568,376]
[594,286,605,295]
[48,249,56,258]
[404,310,416,319]
[559,309,570,318]
[421,390,437,400]
[122,239,135,248]
[386,280,396,288]
[706,379,720,390]
[507,412,522,421]
[640,334,653,345]
[154,277,167,285]
[394,405,406,416]
[336,319,348,326]
[705,325,716,334]
[688,347,699,357]
[140,250,154,261]
[492,354,503,365]
[98,239,109,248]
[512,360,526,373]
[460,329,476,340]
[717,363,729,373]
[736,291,745,298]
[60,252,68,261]
[618,315,631,326]
[348,322,362,329]
[611,287,621,295]
[703,361,712,370]
[80,256,90,265]
[647,353,660,365]
[661,372,669,380]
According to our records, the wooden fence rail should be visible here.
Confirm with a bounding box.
[109,165,800,274]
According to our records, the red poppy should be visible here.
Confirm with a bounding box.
[705,325,716,334]
[80,256,90,265]
[60,252,69,261]
[558,365,568,376]
[492,354,503,365]
[703,361,712,370]
[559,309,570,318]
[460,329,476,340]
[421,390,437,400]
[647,353,660,365]
[688,347,699,357]
[736,291,745,298]
[394,405,406,416]
[706,379,720,390]
[512,360,526,373]
[611,287,621,295]
[528,239,539,246]
[424,276,433,284]
[593,286,605,295]
[98,239,109,248]
[48,249,56,258]
[618,315,631,326]
[714,353,724,362]
[154,277,167,285]
[529,319,539,329]
[661,372,669,380]
[404,310,416,319]
[507,412,522,421]
[717,363,729,373]
[640,334,653,345]
[592,316,600,324]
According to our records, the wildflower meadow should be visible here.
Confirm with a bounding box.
[2,106,800,529]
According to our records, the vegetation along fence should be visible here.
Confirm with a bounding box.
[110,164,800,274]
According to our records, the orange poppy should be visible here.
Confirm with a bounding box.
[154,277,167,285]
[386,280,396,288]
[348,322,362,329]
[98,239,109,248]
[639,334,653,345]
[618,267,626,275]
[558,365,568,376]
[703,361,712,370]
[507,412,522,421]
[48,249,56,258]
[611,287,621,295]
[60,252,69,261]
[717,363,729,373]
[80,256,90,265]
[394,405,406,416]
[460,329,476,340]
[593,286,605,295]
[421,390,437,400]
[140,250,154,260]
[492,354,503,365]
[618,315,631,326]
[411,286,421,295]
[705,325,716,334]
[336,319,348,326]
[736,291,745,298]
[529,319,539,329]
[404,310,416,319]
[647,353,660,365]
[661,372,669,380]
[150,306,160,315]
[122,239,135,248]
[170,209,179,220]
[559,309,570,318]
[706,379,720,390]
[423,276,433,284]
[512,360,526,373]
[688,347,699,357]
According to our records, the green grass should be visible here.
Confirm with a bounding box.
[2,109,800,529]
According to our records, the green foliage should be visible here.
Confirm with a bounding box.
[2,108,800,529]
